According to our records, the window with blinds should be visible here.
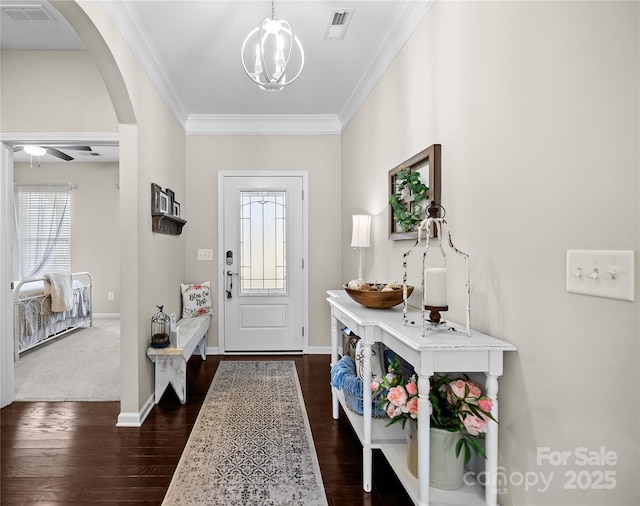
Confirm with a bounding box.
[14,184,71,276]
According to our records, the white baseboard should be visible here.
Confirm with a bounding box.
[116,393,155,427]
[93,313,121,319]
[205,346,330,355]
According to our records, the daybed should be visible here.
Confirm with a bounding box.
[13,271,93,360]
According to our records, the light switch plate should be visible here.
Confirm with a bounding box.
[566,250,635,301]
[197,248,213,261]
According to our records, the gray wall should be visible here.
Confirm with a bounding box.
[1,49,120,316]
[0,50,117,132]
[185,134,341,350]
[14,162,120,314]
[341,2,639,504]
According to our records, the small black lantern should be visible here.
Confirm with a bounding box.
[150,305,171,348]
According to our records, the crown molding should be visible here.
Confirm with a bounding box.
[93,1,433,135]
[185,114,341,135]
[0,132,119,145]
[101,0,188,127]
[338,0,435,130]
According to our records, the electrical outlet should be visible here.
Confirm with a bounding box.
[108,291,114,300]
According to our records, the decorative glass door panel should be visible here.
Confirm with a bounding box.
[240,191,287,295]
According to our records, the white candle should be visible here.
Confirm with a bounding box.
[424,267,447,307]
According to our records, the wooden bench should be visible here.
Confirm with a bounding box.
[146,314,210,404]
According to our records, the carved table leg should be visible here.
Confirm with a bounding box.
[330,314,340,419]
[417,375,431,506]
[485,373,499,505]
[362,341,373,492]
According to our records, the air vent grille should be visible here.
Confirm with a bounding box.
[331,11,348,26]
[324,8,354,40]
[2,5,52,22]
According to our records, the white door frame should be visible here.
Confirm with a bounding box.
[0,143,16,408]
[217,171,309,354]
[0,133,120,408]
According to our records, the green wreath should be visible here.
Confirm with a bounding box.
[389,168,428,232]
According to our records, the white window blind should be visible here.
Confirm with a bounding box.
[14,184,71,277]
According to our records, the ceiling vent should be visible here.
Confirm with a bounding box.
[324,8,354,40]
[1,5,53,22]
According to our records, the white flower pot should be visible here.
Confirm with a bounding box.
[407,422,465,490]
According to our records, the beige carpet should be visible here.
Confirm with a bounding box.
[163,361,328,506]
[14,317,120,401]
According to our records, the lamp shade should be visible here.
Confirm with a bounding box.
[351,214,371,248]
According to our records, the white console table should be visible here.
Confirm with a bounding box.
[146,314,210,404]
[328,290,517,506]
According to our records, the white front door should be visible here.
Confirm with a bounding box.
[220,173,306,353]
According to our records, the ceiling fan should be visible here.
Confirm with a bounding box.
[14,144,93,161]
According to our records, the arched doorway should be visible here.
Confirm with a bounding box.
[0,1,136,420]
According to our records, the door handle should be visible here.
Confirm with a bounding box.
[225,270,238,299]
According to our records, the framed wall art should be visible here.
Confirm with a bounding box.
[388,144,441,240]
[158,191,170,214]
[151,183,164,213]
[151,184,174,214]
[151,183,187,235]
[165,188,175,209]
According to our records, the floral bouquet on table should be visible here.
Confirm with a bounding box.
[371,356,496,465]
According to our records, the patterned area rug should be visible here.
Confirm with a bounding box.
[162,361,328,506]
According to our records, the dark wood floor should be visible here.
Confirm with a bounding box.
[1,355,412,506]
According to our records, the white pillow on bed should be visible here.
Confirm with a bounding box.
[180,281,212,318]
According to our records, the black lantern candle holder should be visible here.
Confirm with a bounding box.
[150,305,171,348]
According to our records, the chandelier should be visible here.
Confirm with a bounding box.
[241,0,305,91]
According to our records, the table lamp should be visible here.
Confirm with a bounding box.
[351,214,371,282]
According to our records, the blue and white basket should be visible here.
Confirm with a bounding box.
[331,355,388,418]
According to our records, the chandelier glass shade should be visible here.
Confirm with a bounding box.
[241,8,304,91]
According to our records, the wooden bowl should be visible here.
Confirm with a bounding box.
[343,284,414,309]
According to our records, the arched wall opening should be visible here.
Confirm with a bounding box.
[0,0,141,421]
[46,1,187,426]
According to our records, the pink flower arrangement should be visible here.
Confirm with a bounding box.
[371,360,419,426]
[372,356,496,464]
